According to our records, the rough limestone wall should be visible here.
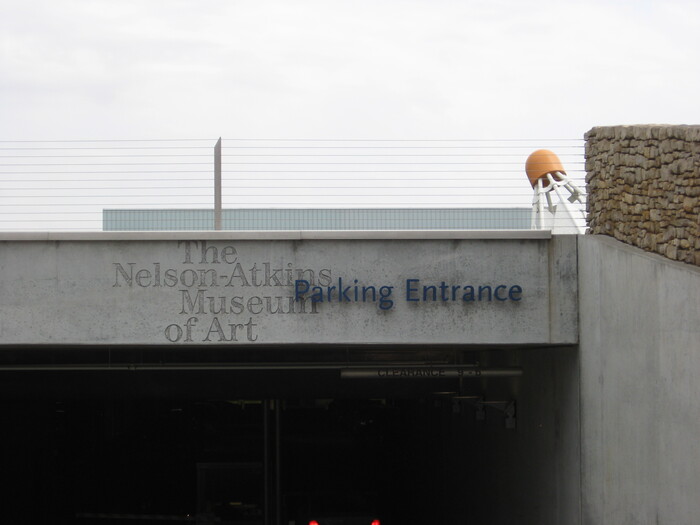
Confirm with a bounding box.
[585,125,700,266]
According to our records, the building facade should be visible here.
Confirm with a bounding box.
[1,125,698,525]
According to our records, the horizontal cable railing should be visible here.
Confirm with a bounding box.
[0,139,586,231]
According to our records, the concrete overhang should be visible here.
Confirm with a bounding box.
[0,229,552,242]
[0,231,576,347]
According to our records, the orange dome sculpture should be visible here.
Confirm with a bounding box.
[525,149,566,187]
[526,148,585,233]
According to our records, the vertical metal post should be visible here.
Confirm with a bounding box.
[214,137,222,230]
[275,400,281,525]
[263,400,270,525]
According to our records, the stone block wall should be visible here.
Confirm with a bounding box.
[585,125,700,266]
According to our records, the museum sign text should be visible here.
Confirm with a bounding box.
[111,241,525,344]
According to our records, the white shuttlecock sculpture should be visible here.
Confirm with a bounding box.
[526,149,585,233]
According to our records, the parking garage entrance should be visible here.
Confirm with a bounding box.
[0,234,580,525]
[2,343,578,525]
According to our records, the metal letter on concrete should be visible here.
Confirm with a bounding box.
[214,137,222,230]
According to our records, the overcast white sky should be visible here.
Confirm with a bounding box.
[0,0,698,230]
[2,0,699,140]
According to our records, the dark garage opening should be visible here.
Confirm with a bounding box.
[1,346,578,525]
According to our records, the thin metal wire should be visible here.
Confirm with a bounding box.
[0,178,573,184]
[3,186,214,190]
[223,161,586,165]
[0,147,211,151]
[1,145,581,150]
[0,154,212,158]
[1,203,215,206]
[220,146,585,150]
[4,210,557,216]
[0,138,580,142]
[0,162,578,166]
[0,138,586,231]
[0,153,581,158]
[0,139,215,143]
[0,170,211,174]
[221,154,583,157]
[0,171,584,177]
[0,163,212,166]
[1,193,571,198]
[0,178,212,182]
[221,169,583,173]
[0,166,585,172]
[220,138,584,142]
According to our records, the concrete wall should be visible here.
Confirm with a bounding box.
[585,125,700,266]
[0,233,577,346]
[579,234,700,525]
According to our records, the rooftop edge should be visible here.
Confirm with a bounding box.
[0,230,553,242]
